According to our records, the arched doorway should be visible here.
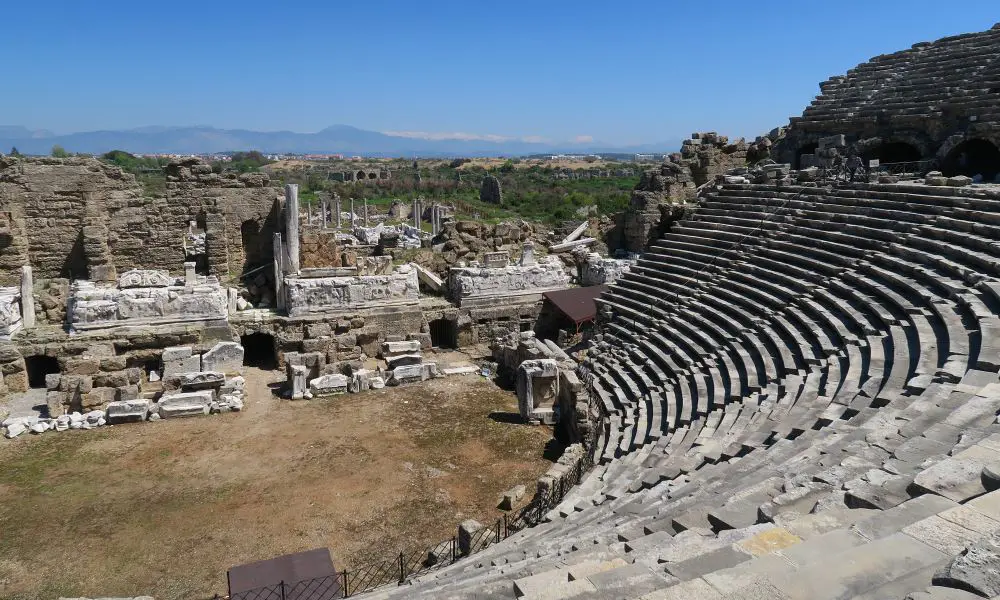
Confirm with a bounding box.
[240,333,277,370]
[942,139,1000,180]
[24,355,59,388]
[429,318,457,349]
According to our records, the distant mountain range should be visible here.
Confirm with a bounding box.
[0,124,680,158]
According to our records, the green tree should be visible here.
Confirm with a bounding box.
[51,145,69,158]
[9,146,20,157]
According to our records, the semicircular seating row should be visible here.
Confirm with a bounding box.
[363,182,1000,600]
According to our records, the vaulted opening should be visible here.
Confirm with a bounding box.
[866,141,922,164]
[240,333,277,370]
[429,318,457,349]
[25,355,60,388]
[942,139,1000,180]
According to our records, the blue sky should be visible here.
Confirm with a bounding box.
[2,1,996,146]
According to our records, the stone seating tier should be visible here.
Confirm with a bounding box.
[357,181,1000,600]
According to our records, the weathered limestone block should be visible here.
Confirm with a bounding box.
[516,359,560,424]
[118,269,173,288]
[448,257,571,307]
[64,357,100,375]
[81,387,116,411]
[933,530,1000,597]
[176,371,225,390]
[389,364,425,385]
[309,373,349,396]
[46,391,67,416]
[382,340,421,355]
[283,266,420,317]
[0,287,23,338]
[106,399,150,424]
[200,342,244,374]
[386,353,422,369]
[458,519,484,555]
[161,346,201,377]
[158,391,213,418]
[59,374,93,393]
[69,278,227,330]
[579,252,635,286]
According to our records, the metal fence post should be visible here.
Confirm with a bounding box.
[496,519,502,544]
[280,580,286,600]
[399,551,405,584]
[451,536,457,563]
[342,571,349,598]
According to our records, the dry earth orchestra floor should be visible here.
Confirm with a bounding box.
[0,370,555,600]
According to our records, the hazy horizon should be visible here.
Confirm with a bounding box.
[2,1,997,146]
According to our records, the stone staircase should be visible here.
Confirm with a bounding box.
[357,181,1000,599]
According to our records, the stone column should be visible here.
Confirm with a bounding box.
[284,184,300,274]
[413,198,420,230]
[335,196,342,229]
[350,198,355,227]
[184,261,197,286]
[308,203,314,226]
[363,199,369,226]
[321,197,329,227]
[273,232,285,312]
[19,265,34,329]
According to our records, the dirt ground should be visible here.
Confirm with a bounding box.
[0,370,556,600]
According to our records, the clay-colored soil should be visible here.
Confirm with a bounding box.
[0,370,554,600]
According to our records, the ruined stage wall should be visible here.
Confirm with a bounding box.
[0,157,280,286]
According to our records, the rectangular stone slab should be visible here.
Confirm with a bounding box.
[200,342,244,374]
[105,399,150,424]
[158,391,212,418]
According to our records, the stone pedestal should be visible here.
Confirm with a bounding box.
[184,261,196,286]
[291,365,308,400]
[516,359,560,424]
[519,242,536,267]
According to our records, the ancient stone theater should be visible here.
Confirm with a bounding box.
[2,22,1000,600]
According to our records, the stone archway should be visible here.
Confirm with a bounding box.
[240,332,277,370]
[941,138,1000,180]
